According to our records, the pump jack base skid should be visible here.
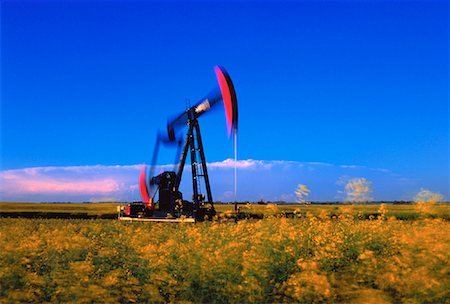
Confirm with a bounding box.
[118,216,195,223]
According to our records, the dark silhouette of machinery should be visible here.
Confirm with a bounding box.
[119,66,237,222]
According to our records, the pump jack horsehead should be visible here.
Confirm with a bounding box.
[119,66,238,222]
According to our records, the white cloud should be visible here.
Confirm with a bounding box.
[0,159,429,202]
[279,193,294,202]
[208,158,272,169]
[217,191,234,201]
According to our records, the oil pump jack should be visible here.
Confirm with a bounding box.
[119,66,238,222]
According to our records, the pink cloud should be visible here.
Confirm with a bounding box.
[18,179,120,194]
[0,170,123,196]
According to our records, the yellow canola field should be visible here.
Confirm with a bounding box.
[1,215,449,303]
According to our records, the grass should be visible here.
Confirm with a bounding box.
[2,202,450,220]
[0,202,118,215]
[219,203,450,220]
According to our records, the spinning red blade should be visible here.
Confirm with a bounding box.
[139,165,150,203]
[215,66,238,137]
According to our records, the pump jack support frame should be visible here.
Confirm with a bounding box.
[175,111,214,214]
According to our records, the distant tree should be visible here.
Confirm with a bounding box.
[345,178,373,203]
[295,184,311,204]
[257,199,267,205]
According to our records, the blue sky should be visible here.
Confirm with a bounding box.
[1,0,448,202]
